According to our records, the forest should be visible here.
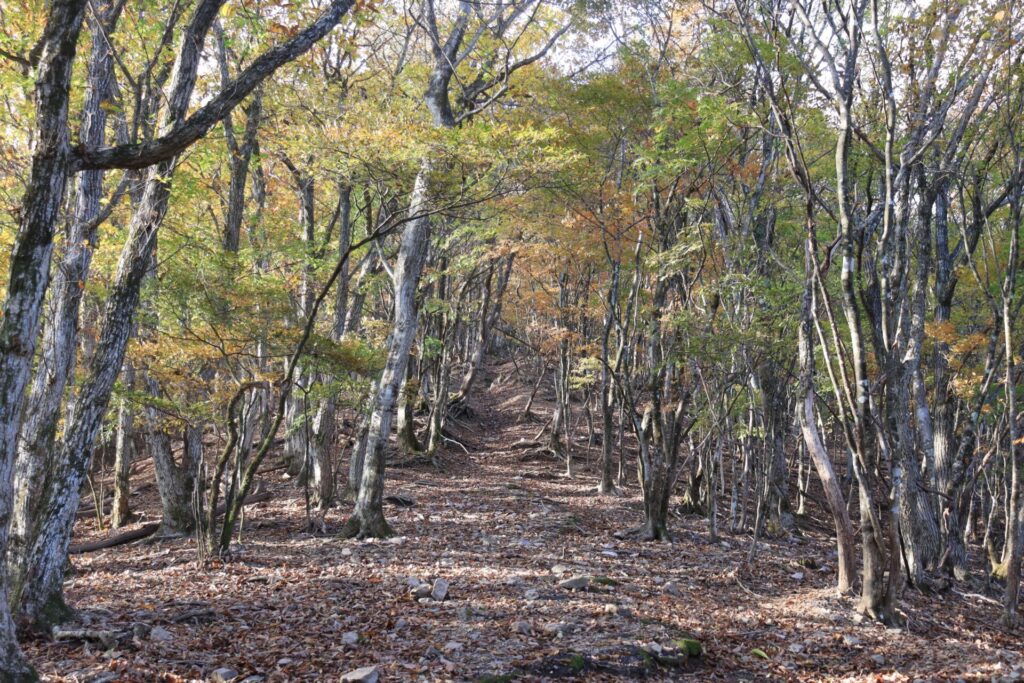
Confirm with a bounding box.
[0,0,1023,680]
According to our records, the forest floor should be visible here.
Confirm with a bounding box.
[25,362,1024,682]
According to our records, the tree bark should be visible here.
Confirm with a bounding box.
[343,166,432,538]
[0,1,89,674]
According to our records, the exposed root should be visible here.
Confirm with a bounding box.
[340,511,394,540]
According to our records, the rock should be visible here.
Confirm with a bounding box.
[340,548,353,557]
[340,666,380,683]
[408,577,433,599]
[662,581,681,596]
[149,626,173,642]
[393,617,407,630]
[790,571,805,581]
[513,620,532,635]
[542,622,573,636]
[456,604,473,621]
[871,654,886,666]
[675,638,703,657]
[444,641,463,652]
[558,575,590,591]
[342,631,359,646]
[524,589,540,601]
[276,658,293,667]
[788,643,805,654]
[550,564,573,574]
[842,634,861,647]
[208,668,239,683]
[603,603,632,618]
[431,578,449,601]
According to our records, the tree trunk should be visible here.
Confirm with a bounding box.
[7,1,118,621]
[343,166,432,538]
[111,364,136,528]
[14,0,227,628]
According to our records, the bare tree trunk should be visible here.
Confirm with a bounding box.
[455,254,513,402]
[343,166,432,538]
[598,262,620,495]
[111,364,136,528]
[1002,180,1022,627]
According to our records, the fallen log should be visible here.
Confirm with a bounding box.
[213,489,272,516]
[69,522,159,554]
[70,491,273,554]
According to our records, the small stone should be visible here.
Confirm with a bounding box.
[550,564,573,574]
[393,617,407,630]
[239,677,265,683]
[524,589,540,601]
[413,584,432,599]
[340,666,380,683]
[542,622,573,635]
[871,654,886,666]
[149,626,173,642]
[603,603,632,618]
[444,641,463,652]
[431,578,449,601]
[788,643,805,654]
[842,634,861,647]
[342,631,359,646]
[558,575,590,591]
[456,604,473,621]
[340,548,353,557]
[208,668,239,683]
[790,571,805,581]
[513,620,532,635]
[601,550,618,557]
[276,658,293,667]
[387,536,406,545]
[662,581,681,596]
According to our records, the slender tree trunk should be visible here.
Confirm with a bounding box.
[799,231,856,594]
[343,166,432,538]
[111,364,136,528]
[598,262,620,494]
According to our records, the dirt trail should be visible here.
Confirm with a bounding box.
[26,363,1024,681]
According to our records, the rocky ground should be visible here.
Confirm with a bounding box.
[24,363,1024,682]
